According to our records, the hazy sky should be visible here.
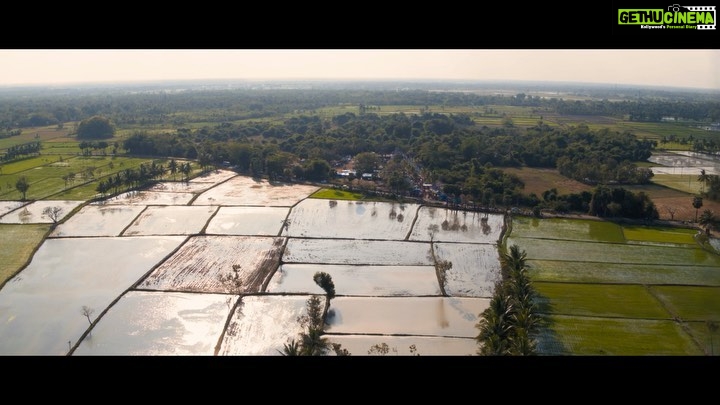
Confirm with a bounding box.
[0,49,718,90]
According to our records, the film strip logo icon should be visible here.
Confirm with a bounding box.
[674,5,716,29]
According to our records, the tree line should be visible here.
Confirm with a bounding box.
[115,111,657,210]
[1,84,718,131]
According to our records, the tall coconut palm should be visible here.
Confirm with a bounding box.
[698,169,711,194]
[279,339,301,356]
[168,159,178,180]
[476,293,514,355]
[693,196,704,222]
[698,209,715,235]
[313,271,336,318]
[300,327,329,356]
[508,326,537,356]
[500,244,527,280]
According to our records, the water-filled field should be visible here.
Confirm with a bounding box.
[0,170,502,355]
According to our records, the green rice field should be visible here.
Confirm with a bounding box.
[527,260,720,286]
[309,188,365,200]
[537,315,703,355]
[507,216,720,355]
[622,225,698,246]
[0,156,185,201]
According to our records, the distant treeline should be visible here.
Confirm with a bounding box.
[0,85,719,129]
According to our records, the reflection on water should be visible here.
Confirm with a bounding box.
[648,151,720,176]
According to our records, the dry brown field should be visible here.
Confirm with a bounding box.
[503,167,593,196]
[504,166,720,224]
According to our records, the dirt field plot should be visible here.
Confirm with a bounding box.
[138,235,285,293]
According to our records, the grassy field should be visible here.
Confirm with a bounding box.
[0,125,72,150]
[309,188,365,200]
[0,223,51,285]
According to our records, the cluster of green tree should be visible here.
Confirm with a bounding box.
[78,140,116,156]
[535,185,658,219]
[119,111,654,193]
[440,164,526,209]
[0,128,22,139]
[1,141,41,162]
[1,85,718,130]
[660,134,720,155]
[94,160,191,196]
[587,185,659,220]
[476,245,540,355]
[76,116,115,140]
[690,138,720,154]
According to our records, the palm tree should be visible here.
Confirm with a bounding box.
[698,169,711,194]
[299,327,328,356]
[279,339,301,356]
[508,326,537,356]
[698,209,715,235]
[181,162,192,183]
[313,271,336,319]
[500,244,527,279]
[476,293,514,355]
[168,159,178,180]
[693,196,704,222]
[479,244,540,356]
